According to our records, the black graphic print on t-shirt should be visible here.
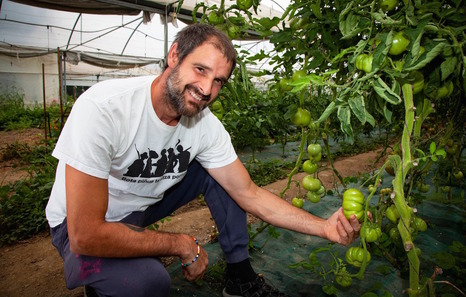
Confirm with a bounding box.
[123,139,191,178]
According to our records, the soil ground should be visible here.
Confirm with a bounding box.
[0,128,386,297]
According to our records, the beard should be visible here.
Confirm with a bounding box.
[165,66,211,117]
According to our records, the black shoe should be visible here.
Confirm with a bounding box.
[84,285,99,297]
[223,273,289,297]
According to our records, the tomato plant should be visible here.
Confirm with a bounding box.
[229,0,465,294]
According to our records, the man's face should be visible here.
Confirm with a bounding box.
[166,42,231,117]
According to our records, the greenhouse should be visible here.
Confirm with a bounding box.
[0,1,464,297]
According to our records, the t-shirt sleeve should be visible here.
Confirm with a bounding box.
[52,96,116,179]
[195,111,237,169]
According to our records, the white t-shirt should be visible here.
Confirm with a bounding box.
[46,76,237,227]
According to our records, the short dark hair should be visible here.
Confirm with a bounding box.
[164,23,237,78]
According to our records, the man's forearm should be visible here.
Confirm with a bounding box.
[69,221,195,260]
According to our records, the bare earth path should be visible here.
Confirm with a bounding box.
[0,129,385,297]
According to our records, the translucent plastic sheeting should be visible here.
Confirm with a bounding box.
[166,174,465,296]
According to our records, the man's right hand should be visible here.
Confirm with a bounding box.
[180,236,208,282]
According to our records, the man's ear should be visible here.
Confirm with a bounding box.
[167,43,179,68]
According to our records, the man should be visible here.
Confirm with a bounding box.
[46,24,361,297]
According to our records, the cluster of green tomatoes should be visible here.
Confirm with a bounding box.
[292,143,326,208]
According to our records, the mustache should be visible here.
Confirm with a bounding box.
[187,85,211,101]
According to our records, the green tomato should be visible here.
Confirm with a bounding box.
[307,144,322,157]
[335,268,353,287]
[309,152,322,163]
[446,143,458,154]
[236,0,253,10]
[385,205,400,224]
[291,107,311,127]
[345,247,371,267]
[379,0,398,12]
[389,31,410,56]
[292,197,304,208]
[302,160,318,174]
[389,227,401,242]
[306,191,321,203]
[413,216,427,232]
[210,100,224,120]
[279,78,293,92]
[408,71,425,95]
[385,162,395,176]
[316,185,326,196]
[368,184,377,193]
[302,176,322,191]
[342,188,365,221]
[453,170,463,179]
[207,11,224,25]
[289,17,308,30]
[355,54,373,73]
[417,183,429,193]
[360,222,382,242]
[440,186,451,193]
[292,70,307,82]
[227,25,240,39]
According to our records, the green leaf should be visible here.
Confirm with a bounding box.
[404,42,445,71]
[315,101,336,124]
[430,142,436,155]
[290,74,325,93]
[441,56,457,81]
[435,148,446,158]
[365,110,376,126]
[431,155,438,162]
[432,252,456,269]
[370,12,403,26]
[337,105,354,140]
[383,104,393,122]
[339,3,363,39]
[373,77,402,105]
[348,95,366,124]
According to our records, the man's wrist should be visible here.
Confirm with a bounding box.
[181,236,200,267]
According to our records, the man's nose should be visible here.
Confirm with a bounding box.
[198,77,213,96]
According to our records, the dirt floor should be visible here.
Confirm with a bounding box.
[0,128,386,297]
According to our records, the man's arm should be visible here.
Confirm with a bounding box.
[65,165,207,281]
[206,158,360,246]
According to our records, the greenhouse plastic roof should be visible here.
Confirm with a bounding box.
[0,0,286,69]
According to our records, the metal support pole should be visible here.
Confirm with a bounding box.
[42,64,48,152]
